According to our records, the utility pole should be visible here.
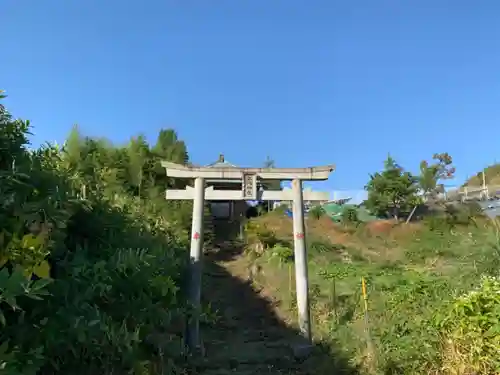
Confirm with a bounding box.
[482,168,489,200]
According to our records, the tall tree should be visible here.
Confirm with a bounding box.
[419,152,455,199]
[261,156,281,191]
[152,129,189,189]
[126,135,149,197]
[365,155,420,219]
[0,91,30,170]
[260,156,281,212]
[153,129,188,165]
[263,156,274,168]
[64,124,82,168]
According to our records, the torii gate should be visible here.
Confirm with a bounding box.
[162,160,334,352]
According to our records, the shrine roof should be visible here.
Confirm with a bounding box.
[205,155,240,183]
[205,154,238,169]
[206,160,238,168]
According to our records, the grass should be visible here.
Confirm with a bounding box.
[243,213,500,374]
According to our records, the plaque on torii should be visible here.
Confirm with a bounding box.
[162,160,335,353]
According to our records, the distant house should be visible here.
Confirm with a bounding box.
[325,198,352,205]
[272,187,331,210]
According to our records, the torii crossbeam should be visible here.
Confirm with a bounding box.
[162,160,335,352]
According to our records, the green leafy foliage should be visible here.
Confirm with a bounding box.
[247,199,500,374]
[341,206,359,225]
[244,221,281,249]
[308,238,346,257]
[423,203,481,234]
[269,244,294,264]
[419,153,455,198]
[314,229,500,374]
[309,205,326,220]
[435,275,500,374]
[365,156,421,219]
[0,92,197,374]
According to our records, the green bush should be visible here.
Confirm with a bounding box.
[462,201,484,218]
[341,207,359,225]
[309,205,326,220]
[308,238,346,257]
[423,214,450,234]
[1,179,188,374]
[244,221,283,249]
[444,204,475,226]
[0,93,191,374]
[423,205,476,234]
[269,244,294,264]
[435,275,500,374]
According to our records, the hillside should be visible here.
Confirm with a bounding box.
[465,163,500,186]
[235,211,500,374]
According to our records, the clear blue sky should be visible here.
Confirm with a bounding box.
[2,1,500,194]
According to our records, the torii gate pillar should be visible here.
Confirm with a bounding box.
[291,179,311,339]
[163,161,334,352]
[187,177,205,350]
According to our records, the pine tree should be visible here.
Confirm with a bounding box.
[365,155,420,219]
[127,135,149,197]
[152,129,189,189]
[0,91,30,170]
[64,124,82,168]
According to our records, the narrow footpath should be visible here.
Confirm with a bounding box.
[189,239,358,375]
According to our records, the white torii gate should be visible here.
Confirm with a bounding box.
[162,161,334,352]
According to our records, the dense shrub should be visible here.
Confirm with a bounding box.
[423,203,481,234]
[309,205,326,220]
[0,93,192,374]
[462,201,484,218]
[435,275,500,374]
[341,207,359,225]
[244,221,282,249]
[269,244,294,264]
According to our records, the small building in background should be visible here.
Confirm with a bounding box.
[272,187,330,210]
[204,154,249,222]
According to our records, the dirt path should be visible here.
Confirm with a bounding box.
[189,240,359,375]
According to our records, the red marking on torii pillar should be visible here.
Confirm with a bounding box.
[192,232,200,240]
[295,232,304,239]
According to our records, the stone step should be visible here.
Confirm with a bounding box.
[191,348,302,374]
[204,327,291,341]
[187,339,318,374]
[196,363,304,375]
